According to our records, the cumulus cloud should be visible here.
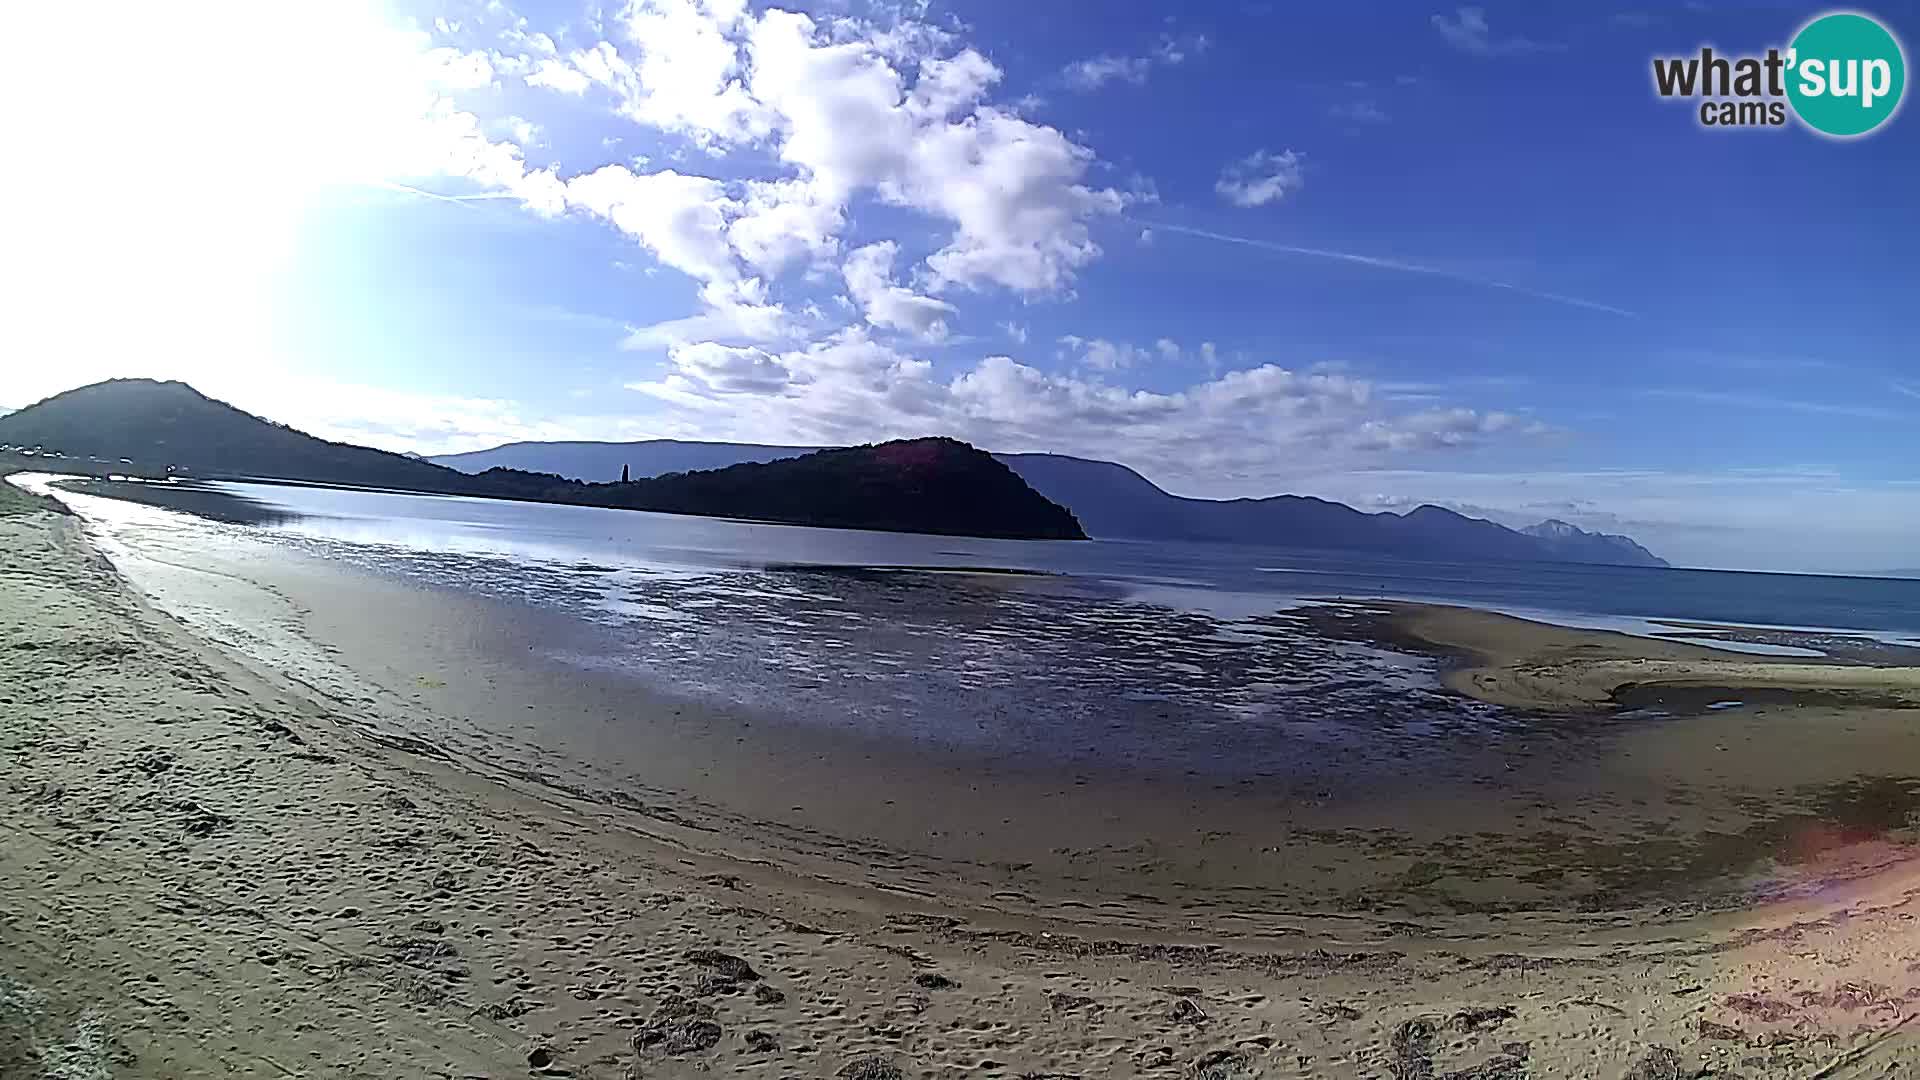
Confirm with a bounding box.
[843,241,957,341]
[1350,407,1541,452]
[401,103,568,215]
[748,13,1127,293]
[424,47,495,90]
[526,57,591,94]
[500,115,541,146]
[1059,336,1151,371]
[1215,150,1305,208]
[621,298,798,350]
[507,3,1128,295]
[641,342,793,396]
[563,167,740,284]
[581,1,773,146]
[727,178,844,275]
[623,331,1541,491]
[372,1,1135,359]
[356,7,1551,503]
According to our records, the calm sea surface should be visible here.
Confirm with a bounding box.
[106,478,1920,637]
[34,476,1920,780]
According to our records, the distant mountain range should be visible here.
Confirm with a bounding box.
[1520,518,1668,569]
[0,379,1666,562]
[3,380,478,492]
[0,380,1083,541]
[436,439,815,478]
[433,440,1670,567]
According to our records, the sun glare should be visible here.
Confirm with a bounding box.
[4,1,449,401]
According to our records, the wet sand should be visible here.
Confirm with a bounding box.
[6,500,1920,1076]
[1356,601,1920,712]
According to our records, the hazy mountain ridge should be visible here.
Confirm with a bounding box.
[1003,454,1667,566]
[1521,519,1668,568]
[434,439,814,479]
[430,440,1669,567]
[0,381,1083,541]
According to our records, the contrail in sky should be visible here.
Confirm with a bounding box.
[376,181,522,207]
[1132,219,1637,319]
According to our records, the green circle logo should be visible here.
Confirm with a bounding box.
[1787,12,1907,137]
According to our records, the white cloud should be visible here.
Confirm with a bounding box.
[1060,336,1213,371]
[1153,33,1211,65]
[727,178,844,275]
[1059,336,1151,371]
[525,57,591,94]
[1431,7,1559,56]
[910,110,1127,292]
[843,241,957,341]
[746,11,1128,292]
[622,332,1542,492]
[501,115,541,146]
[1062,32,1209,91]
[424,47,495,90]
[1330,101,1389,125]
[562,166,740,284]
[501,26,559,57]
[912,50,1002,117]
[508,7,1129,296]
[380,4,1141,338]
[1215,150,1305,208]
[1350,407,1539,452]
[600,0,773,146]
[1062,55,1153,91]
[640,342,793,396]
[622,299,799,350]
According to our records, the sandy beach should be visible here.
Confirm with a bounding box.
[6,493,1920,1078]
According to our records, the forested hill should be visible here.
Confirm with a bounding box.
[0,380,1086,541]
[0,379,474,492]
[432,439,1671,567]
[477,438,1086,540]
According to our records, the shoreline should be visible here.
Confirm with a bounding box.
[26,474,1920,925]
[27,467,1920,659]
[1338,601,1920,712]
[6,500,1920,1075]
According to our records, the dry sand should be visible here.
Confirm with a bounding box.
[5,503,1920,1077]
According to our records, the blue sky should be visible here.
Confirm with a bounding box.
[6,0,1917,571]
